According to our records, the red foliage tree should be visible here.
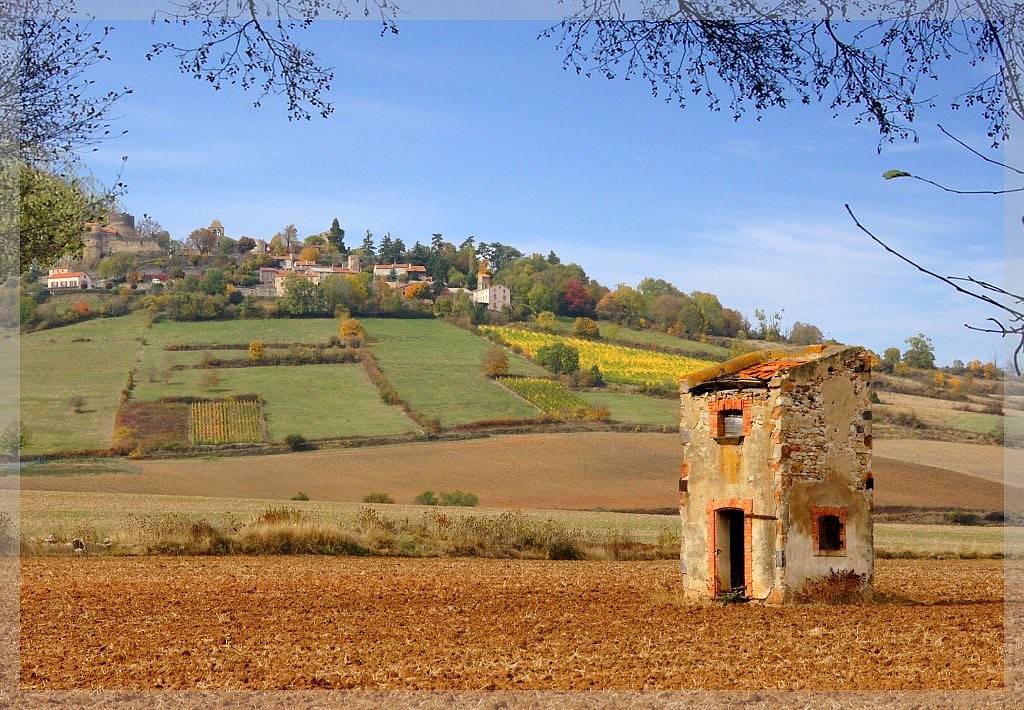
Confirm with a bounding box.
[560,278,595,317]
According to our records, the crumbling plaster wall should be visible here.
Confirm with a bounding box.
[679,388,777,599]
[679,346,873,603]
[776,349,874,594]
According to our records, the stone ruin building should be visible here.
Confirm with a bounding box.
[678,344,874,604]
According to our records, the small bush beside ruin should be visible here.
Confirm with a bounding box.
[794,569,871,605]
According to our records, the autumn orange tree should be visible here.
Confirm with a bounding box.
[404,282,431,300]
[481,347,510,378]
[339,316,365,342]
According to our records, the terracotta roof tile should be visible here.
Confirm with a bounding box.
[735,358,815,381]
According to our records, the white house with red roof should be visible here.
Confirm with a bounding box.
[46,267,92,290]
[470,260,510,312]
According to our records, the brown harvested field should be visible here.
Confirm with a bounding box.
[874,439,1023,487]
[19,557,1007,691]
[11,432,1022,513]
[873,438,1024,510]
[13,433,687,511]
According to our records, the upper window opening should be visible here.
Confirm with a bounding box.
[721,411,744,438]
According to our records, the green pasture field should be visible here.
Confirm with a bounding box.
[138,318,343,375]
[949,412,1024,439]
[146,318,339,347]
[578,390,679,427]
[131,363,415,441]
[552,316,730,359]
[20,312,152,455]
[874,522,1021,559]
[362,318,546,425]
[0,330,17,433]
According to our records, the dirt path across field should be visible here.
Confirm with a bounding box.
[20,557,1006,692]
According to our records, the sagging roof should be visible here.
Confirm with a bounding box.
[681,344,841,394]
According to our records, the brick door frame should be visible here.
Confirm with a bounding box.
[706,498,754,597]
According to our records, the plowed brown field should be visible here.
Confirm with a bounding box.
[12,433,1021,512]
[20,557,1006,691]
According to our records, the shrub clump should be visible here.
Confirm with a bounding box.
[947,509,981,526]
[794,569,871,604]
[284,433,307,451]
[481,347,510,378]
[571,317,600,340]
[535,342,580,375]
[414,490,439,505]
[440,490,479,507]
[363,492,395,504]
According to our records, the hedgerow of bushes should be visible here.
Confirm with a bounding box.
[21,507,678,561]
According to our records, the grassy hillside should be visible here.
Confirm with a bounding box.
[578,390,679,427]
[0,329,18,439]
[132,363,416,441]
[136,318,341,378]
[19,311,1020,458]
[551,316,730,359]
[20,313,714,454]
[20,312,151,455]
[362,318,545,426]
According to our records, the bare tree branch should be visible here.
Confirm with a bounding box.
[846,204,1024,375]
[148,0,400,121]
[545,1,1020,144]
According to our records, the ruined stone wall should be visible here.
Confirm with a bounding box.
[83,231,163,260]
[82,211,162,260]
[775,348,874,597]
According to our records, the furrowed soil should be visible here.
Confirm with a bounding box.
[20,557,1006,691]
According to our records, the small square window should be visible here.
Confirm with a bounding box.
[812,508,847,557]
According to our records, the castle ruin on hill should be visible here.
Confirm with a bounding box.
[83,211,163,260]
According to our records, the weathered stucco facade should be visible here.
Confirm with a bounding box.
[678,345,873,604]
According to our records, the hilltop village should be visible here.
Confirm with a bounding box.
[11,210,1006,392]
[29,212,759,340]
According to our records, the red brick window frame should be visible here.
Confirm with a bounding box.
[708,398,752,440]
[810,505,848,556]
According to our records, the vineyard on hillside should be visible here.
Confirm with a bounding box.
[481,326,714,386]
[498,377,606,420]
[190,398,266,445]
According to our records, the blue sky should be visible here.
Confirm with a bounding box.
[74,10,1012,366]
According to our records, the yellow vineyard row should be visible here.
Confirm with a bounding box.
[482,326,713,386]
[190,399,265,445]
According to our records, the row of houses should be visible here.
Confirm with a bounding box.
[47,256,513,313]
[262,255,511,311]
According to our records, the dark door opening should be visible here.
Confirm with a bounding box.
[716,508,746,593]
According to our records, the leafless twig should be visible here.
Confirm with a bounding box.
[845,204,1024,374]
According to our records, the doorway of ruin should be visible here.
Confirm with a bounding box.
[715,508,746,593]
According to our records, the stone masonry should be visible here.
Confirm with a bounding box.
[678,345,873,604]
